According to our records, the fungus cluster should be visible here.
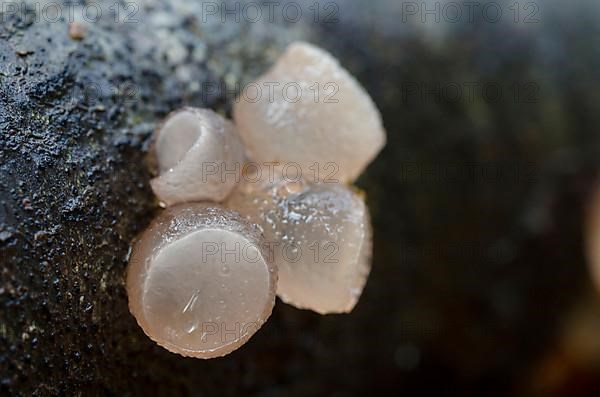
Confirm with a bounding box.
[127,41,386,358]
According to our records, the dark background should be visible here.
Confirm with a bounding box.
[1,0,600,395]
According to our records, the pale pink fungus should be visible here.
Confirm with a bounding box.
[128,41,385,357]
[150,108,245,206]
[228,179,372,314]
[127,204,276,358]
[233,41,386,184]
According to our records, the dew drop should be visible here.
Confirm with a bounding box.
[220,264,231,276]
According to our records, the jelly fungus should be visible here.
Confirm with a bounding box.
[233,41,386,184]
[228,180,371,314]
[128,41,385,358]
[127,204,276,358]
[150,108,245,206]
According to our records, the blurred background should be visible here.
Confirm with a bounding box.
[2,0,600,396]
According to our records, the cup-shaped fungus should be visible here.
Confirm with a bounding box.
[228,180,371,314]
[233,41,386,184]
[151,107,245,206]
[226,167,306,243]
[126,204,276,358]
[128,41,386,357]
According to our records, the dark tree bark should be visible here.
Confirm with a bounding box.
[2,1,600,396]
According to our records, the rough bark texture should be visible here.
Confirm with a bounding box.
[1,1,600,396]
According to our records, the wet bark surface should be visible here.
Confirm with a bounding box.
[1,1,600,396]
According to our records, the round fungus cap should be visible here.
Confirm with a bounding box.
[228,180,372,314]
[225,168,305,243]
[278,183,372,313]
[233,41,386,184]
[126,204,276,358]
[150,107,245,206]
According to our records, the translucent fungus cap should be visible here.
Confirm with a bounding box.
[228,180,371,314]
[150,108,245,206]
[233,41,386,184]
[126,204,277,358]
[226,168,306,243]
